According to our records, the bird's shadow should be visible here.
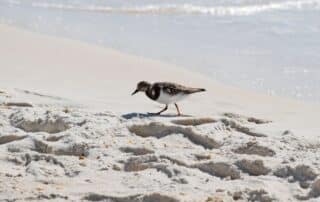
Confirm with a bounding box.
[121,112,192,120]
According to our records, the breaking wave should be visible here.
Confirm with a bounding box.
[29,0,320,16]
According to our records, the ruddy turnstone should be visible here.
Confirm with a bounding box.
[132,81,205,116]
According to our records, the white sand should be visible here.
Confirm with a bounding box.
[0,24,320,201]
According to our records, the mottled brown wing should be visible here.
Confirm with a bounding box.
[157,82,203,95]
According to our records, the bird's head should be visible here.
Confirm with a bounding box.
[131,81,151,95]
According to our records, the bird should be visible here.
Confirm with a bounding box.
[131,81,206,116]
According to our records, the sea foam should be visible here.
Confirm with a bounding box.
[28,0,320,16]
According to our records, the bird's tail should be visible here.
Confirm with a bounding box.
[189,88,206,94]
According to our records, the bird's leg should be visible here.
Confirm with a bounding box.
[175,103,181,116]
[155,105,168,115]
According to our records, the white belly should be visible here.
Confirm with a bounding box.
[156,92,188,104]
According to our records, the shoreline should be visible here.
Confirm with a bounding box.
[0,24,319,109]
[1,23,319,106]
[0,23,319,103]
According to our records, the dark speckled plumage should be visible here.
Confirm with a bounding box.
[146,82,205,100]
[132,81,206,115]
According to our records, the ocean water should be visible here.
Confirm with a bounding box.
[1,0,320,102]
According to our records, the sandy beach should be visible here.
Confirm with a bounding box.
[1,24,320,201]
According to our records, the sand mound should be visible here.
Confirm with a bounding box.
[26,194,68,201]
[221,119,268,137]
[120,147,154,156]
[32,137,89,157]
[0,134,27,145]
[128,122,220,149]
[83,193,179,202]
[193,162,240,180]
[247,189,275,202]
[236,159,271,176]
[233,142,275,157]
[1,87,319,201]
[223,113,271,124]
[171,118,216,126]
[3,102,33,107]
[309,179,320,198]
[10,109,70,134]
[274,165,317,188]
[123,155,182,178]
[124,155,159,172]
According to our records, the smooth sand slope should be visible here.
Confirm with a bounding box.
[0,24,320,201]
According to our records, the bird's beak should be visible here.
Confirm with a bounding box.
[131,89,139,96]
